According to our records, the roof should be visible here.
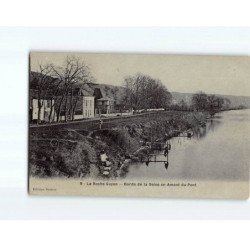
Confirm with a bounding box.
[93,87,114,101]
[29,88,55,99]
[79,88,94,97]
[29,71,95,97]
[30,71,59,89]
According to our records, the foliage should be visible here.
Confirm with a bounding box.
[191,91,231,113]
[31,56,94,123]
[122,73,172,110]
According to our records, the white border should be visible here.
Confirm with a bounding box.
[0,27,249,220]
[1,1,250,26]
[0,221,249,250]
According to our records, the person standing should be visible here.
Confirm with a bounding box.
[99,118,103,130]
[164,146,169,157]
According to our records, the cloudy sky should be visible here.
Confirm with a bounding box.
[30,52,250,96]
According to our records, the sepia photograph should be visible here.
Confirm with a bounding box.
[1,3,250,248]
[28,52,250,198]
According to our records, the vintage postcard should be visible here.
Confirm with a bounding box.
[29,52,249,199]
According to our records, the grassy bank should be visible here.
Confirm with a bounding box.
[29,111,208,179]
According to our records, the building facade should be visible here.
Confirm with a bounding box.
[76,95,95,119]
[30,71,120,123]
[29,86,56,123]
[30,81,95,123]
[95,97,114,115]
[93,88,114,115]
[56,89,95,121]
[31,98,55,122]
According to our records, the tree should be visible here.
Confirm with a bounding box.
[179,99,189,111]
[207,94,217,114]
[30,64,56,124]
[215,96,225,110]
[192,92,231,114]
[122,73,172,111]
[48,77,63,123]
[123,74,145,110]
[191,91,209,111]
[51,56,93,122]
[223,98,231,109]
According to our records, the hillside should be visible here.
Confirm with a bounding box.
[83,82,126,105]
[30,71,250,108]
[171,92,250,108]
[84,82,250,108]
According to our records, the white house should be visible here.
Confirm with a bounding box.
[56,88,95,121]
[30,71,97,123]
[30,87,95,123]
[83,95,95,118]
[31,99,55,122]
[73,94,95,120]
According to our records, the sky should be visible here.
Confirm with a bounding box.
[30,52,250,97]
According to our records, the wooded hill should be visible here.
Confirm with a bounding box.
[83,82,250,108]
[171,92,250,108]
[30,71,250,109]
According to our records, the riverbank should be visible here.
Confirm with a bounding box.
[29,111,209,179]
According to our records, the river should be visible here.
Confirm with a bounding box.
[125,109,250,181]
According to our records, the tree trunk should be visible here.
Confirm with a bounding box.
[64,90,69,122]
[48,98,55,123]
[48,80,62,123]
[37,99,42,124]
[72,96,79,121]
[56,85,69,122]
[57,95,65,122]
[69,86,74,120]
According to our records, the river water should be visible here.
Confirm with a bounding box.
[126,109,250,181]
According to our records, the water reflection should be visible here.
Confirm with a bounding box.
[125,109,250,181]
[193,118,221,139]
[136,119,221,171]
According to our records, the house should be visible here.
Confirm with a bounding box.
[29,71,95,123]
[72,88,95,120]
[30,93,55,122]
[94,88,114,115]
[30,87,95,122]
[44,88,95,122]
[29,73,57,123]
[95,97,114,115]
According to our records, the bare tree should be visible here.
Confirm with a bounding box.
[122,73,172,111]
[48,78,63,122]
[123,74,145,110]
[30,64,56,124]
[51,56,93,122]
